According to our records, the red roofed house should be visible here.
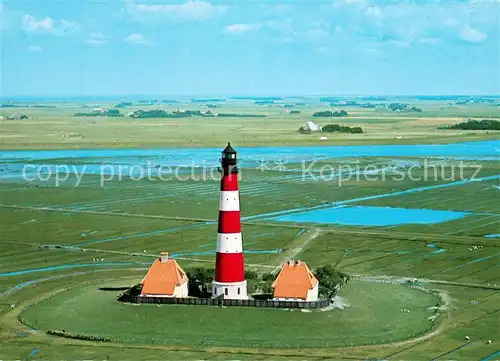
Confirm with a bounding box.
[140,252,189,298]
[271,260,319,302]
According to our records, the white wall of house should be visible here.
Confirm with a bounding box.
[174,282,189,298]
[272,297,303,301]
[141,282,188,298]
[272,283,319,302]
[306,283,319,302]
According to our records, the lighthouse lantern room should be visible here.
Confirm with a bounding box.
[212,143,248,300]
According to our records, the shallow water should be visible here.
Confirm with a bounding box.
[1,140,498,181]
[0,140,498,165]
[247,174,499,222]
[271,206,470,226]
[0,262,151,277]
[0,247,281,277]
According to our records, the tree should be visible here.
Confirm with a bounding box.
[322,124,363,134]
[312,110,349,117]
[260,281,273,294]
[261,273,275,282]
[313,265,349,298]
[245,270,259,280]
[442,119,500,131]
[186,267,214,283]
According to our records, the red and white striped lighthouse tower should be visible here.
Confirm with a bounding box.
[212,143,248,300]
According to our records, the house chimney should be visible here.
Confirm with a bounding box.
[160,252,169,263]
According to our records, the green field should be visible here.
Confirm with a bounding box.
[21,280,438,348]
[1,99,500,360]
[1,100,499,149]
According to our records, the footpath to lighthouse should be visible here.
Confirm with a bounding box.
[271,228,322,274]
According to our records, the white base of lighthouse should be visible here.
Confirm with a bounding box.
[212,280,248,300]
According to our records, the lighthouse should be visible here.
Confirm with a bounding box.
[212,143,248,300]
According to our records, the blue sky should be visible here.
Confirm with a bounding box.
[1,0,499,96]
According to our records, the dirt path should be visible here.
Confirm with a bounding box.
[349,275,454,351]
[353,274,500,291]
[271,228,322,273]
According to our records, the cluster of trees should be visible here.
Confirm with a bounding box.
[322,124,363,134]
[387,103,422,112]
[329,101,358,107]
[290,110,301,114]
[74,109,121,117]
[128,110,205,118]
[456,98,496,105]
[125,109,266,119]
[47,329,112,342]
[359,96,387,101]
[191,98,225,103]
[440,119,500,131]
[115,102,132,108]
[185,268,271,296]
[388,103,409,111]
[231,96,283,101]
[218,113,266,118]
[1,113,28,120]
[314,264,350,298]
[135,99,181,104]
[358,103,376,108]
[128,109,170,118]
[313,110,348,117]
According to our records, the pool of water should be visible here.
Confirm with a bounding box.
[484,234,500,238]
[270,206,471,227]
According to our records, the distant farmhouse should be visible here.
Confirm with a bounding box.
[298,121,321,134]
[2,113,28,120]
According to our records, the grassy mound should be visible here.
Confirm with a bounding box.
[20,280,439,348]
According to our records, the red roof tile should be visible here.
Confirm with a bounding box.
[141,254,188,296]
[272,260,318,300]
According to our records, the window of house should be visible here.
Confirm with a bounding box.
[225,288,228,296]
[237,287,240,295]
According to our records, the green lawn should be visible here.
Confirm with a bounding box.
[20,280,438,348]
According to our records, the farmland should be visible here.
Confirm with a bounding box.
[0,99,499,360]
[1,99,499,149]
